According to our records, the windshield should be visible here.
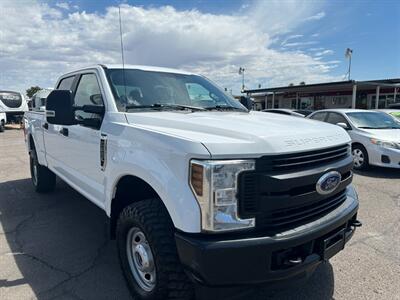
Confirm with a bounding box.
[389,111,400,120]
[346,111,400,129]
[105,69,246,112]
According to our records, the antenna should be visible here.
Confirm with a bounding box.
[118,6,127,99]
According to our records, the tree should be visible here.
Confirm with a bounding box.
[299,81,306,85]
[26,86,42,98]
[289,83,294,86]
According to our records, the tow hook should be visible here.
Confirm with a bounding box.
[284,257,303,266]
[350,220,362,228]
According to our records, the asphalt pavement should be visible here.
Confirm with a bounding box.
[1,128,399,300]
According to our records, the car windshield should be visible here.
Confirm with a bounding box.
[105,69,247,112]
[346,111,400,129]
[389,111,400,120]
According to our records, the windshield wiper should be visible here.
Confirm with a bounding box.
[125,103,205,111]
[204,105,246,111]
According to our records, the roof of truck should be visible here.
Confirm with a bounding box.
[102,64,194,75]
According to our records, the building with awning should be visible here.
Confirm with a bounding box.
[244,78,400,111]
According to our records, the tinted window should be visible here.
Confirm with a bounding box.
[346,112,400,129]
[326,113,349,126]
[57,76,75,90]
[106,69,245,112]
[310,112,327,121]
[74,74,103,121]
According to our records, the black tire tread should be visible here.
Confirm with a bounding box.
[117,199,193,300]
[30,146,56,193]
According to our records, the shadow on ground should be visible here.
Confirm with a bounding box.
[0,177,335,300]
[353,166,400,179]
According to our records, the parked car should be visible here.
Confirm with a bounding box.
[0,90,29,123]
[0,111,6,132]
[378,109,400,121]
[294,109,314,117]
[30,88,53,112]
[262,108,304,117]
[24,64,360,300]
[308,109,400,170]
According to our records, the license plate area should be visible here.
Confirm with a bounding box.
[320,228,346,260]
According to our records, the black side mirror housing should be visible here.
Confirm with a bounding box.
[46,90,76,125]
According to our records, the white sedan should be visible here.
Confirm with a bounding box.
[308,109,400,170]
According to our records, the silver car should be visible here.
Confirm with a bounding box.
[308,109,400,170]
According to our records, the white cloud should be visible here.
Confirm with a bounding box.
[0,0,340,94]
[315,49,334,56]
[56,2,70,10]
[305,12,326,21]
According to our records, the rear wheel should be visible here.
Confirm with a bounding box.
[352,144,369,170]
[0,121,4,132]
[116,199,194,300]
[30,147,56,192]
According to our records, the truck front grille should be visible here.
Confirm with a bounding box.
[238,144,353,234]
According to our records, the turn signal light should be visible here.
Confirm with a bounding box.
[190,163,203,196]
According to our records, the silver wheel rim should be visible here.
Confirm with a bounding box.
[126,227,156,292]
[352,149,364,168]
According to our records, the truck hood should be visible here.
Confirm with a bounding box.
[125,111,351,157]
[358,128,400,141]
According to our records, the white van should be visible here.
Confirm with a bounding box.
[0,90,29,123]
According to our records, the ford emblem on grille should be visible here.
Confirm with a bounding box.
[316,171,341,195]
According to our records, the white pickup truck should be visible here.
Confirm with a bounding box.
[24,64,361,300]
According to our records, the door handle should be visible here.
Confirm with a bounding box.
[59,128,69,137]
[42,123,49,130]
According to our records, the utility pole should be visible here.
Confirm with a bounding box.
[345,48,353,81]
[238,67,245,92]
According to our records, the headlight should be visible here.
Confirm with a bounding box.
[370,138,400,150]
[190,159,255,232]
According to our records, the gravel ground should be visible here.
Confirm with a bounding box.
[0,128,399,300]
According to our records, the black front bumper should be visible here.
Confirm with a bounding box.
[175,194,359,287]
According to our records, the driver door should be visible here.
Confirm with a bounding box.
[62,73,106,206]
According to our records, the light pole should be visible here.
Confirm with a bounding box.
[238,67,245,92]
[345,48,353,81]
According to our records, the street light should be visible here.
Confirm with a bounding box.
[345,48,353,81]
[238,67,245,92]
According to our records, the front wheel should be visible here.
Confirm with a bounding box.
[352,144,369,170]
[116,199,194,300]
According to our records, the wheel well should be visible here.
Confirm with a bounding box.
[352,142,366,151]
[110,175,160,239]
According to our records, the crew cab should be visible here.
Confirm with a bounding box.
[24,65,361,300]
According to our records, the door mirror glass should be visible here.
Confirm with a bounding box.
[46,90,76,125]
[336,122,350,130]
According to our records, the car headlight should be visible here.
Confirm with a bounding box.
[190,159,255,232]
[370,138,400,150]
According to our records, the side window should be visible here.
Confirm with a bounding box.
[326,113,349,126]
[310,112,327,121]
[57,76,75,90]
[74,74,103,121]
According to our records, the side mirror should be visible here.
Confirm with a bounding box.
[336,122,350,130]
[46,90,76,125]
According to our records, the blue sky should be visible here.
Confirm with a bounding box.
[1,0,399,93]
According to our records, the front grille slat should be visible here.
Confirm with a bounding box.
[238,144,352,233]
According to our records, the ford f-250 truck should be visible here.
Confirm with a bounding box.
[24,64,361,300]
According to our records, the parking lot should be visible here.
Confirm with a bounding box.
[0,128,399,300]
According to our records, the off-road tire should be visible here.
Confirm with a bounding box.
[352,144,369,171]
[116,199,194,300]
[30,146,56,193]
